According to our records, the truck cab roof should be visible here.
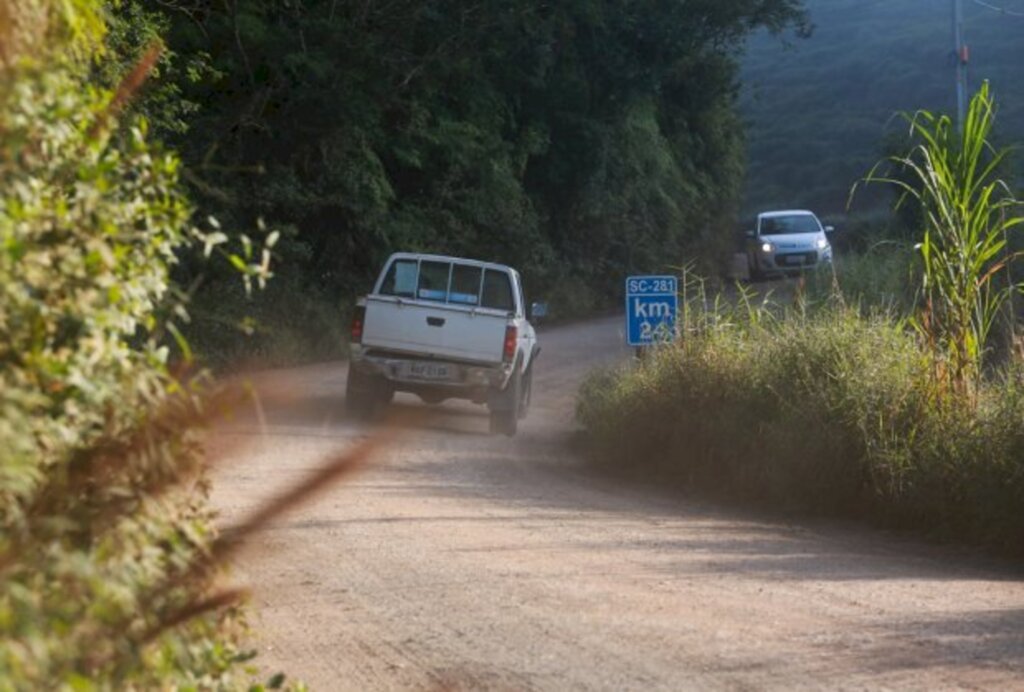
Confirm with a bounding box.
[383,252,514,273]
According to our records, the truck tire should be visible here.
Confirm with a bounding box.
[488,367,520,437]
[518,367,533,420]
[345,366,371,417]
[346,367,389,418]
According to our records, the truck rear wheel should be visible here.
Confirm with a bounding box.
[488,368,520,437]
[518,367,533,420]
[346,367,389,418]
[345,367,371,417]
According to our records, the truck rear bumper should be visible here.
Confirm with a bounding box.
[351,346,512,394]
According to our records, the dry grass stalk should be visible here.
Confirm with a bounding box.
[138,403,424,643]
[141,587,252,645]
[87,39,163,139]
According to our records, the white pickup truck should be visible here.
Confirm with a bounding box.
[346,252,541,436]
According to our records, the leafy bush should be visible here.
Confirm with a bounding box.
[189,269,350,369]
[578,302,1024,553]
[0,11,258,689]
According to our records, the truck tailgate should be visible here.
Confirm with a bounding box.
[362,296,506,364]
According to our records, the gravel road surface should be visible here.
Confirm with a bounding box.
[211,316,1024,690]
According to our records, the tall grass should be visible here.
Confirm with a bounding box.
[805,242,918,314]
[577,298,1024,552]
[859,82,1023,394]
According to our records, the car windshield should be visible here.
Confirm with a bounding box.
[760,215,820,235]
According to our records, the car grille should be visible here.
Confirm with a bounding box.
[775,251,818,266]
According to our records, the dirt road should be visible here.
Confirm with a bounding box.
[211,317,1024,690]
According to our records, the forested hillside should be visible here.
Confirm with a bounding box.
[741,0,1024,216]
[125,0,806,360]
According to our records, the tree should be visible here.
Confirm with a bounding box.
[146,0,807,348]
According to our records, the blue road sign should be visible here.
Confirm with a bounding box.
[625,275,678,347]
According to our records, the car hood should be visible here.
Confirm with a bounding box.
[761,233,824,251]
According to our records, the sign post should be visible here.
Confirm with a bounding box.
[625,275,678,349]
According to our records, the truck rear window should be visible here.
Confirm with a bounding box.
[450,264,482,305]
[417,261,450,301]
[378,258,513,312]
[379,259,417,298]
[482,269,513,311]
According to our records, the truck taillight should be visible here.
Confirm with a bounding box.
[503,325,517,362]
[350,305,366,344]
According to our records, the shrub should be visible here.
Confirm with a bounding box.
[578,303,1024,553]
[0,12,258,689]
[187,270,349,370]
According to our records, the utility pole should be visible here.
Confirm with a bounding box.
[953,0,968,129]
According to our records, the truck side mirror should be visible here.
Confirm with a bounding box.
[824,225,836,234]
[744,229,755,238]
[529,301,549,321]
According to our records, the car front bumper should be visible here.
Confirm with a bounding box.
[760,247,832,271]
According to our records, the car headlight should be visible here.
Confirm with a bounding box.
[816,237,829,250]
[761,242,774,254]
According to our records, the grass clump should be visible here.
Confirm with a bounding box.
[577,304,1024,551]
[806,242,919,313]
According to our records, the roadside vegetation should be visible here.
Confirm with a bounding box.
[0,2,285,687]
[579,86,1024,554]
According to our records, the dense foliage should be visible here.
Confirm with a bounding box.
[741,0,1024,216]
[577,298,1024,553]
[0,4,257,687]
[137,0,808,359]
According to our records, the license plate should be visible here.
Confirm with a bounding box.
[785,255,804,265]
[401,362,454,381]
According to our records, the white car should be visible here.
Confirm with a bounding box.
[746,209,834,279]
[347,252,541,436]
